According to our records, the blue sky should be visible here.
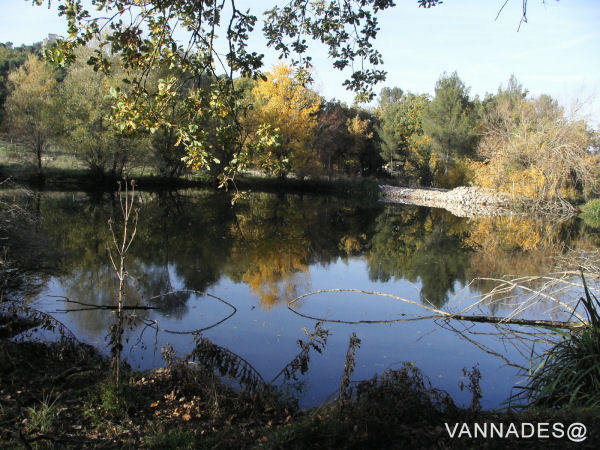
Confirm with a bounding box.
[1,0,599,123]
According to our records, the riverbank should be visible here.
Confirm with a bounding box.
[379,185,584,219]
[380,185,512,217]
[0,154,585,219]
[1,337,598,449]
[0,159,382,203]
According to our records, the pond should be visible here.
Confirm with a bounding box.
[8,188,600,409]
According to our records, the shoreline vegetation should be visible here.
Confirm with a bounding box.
[0,155,587,219]
[1,48,598,221]
[0,139,382,203]
[2,327,600,449]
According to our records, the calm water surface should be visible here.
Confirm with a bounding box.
[20,189,598,409]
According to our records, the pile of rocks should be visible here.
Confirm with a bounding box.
[379,185,511,217]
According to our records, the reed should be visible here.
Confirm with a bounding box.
[511,272,600,409]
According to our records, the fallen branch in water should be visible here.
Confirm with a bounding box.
[51,296,159,312]
[287,288,584,329]
[469,275,588,323]
[145,290,237,332]
[132,290,237,336]
[443,314,576,328]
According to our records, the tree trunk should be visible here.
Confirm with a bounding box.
[36,137,42,174]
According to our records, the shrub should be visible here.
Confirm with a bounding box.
[473,94,598,206]
[581,198,600,228]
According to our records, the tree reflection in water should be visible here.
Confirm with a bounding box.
[28,190,600,325]
[11,188,600,408]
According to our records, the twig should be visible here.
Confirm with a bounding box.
[46,366,92,383]
[475,276,587,323]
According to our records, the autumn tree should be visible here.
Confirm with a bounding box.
[0,41,43,124]
[473,92,599,211]
[4,55,60,176]
[248,64,321,179]
[423,72,479,182]
[25,1,459,185]
[27,0,544,182]
[344,112,382,177]
[314,100,353,180]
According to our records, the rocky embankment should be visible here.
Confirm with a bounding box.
[380,185,511,217]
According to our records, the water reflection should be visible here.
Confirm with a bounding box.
[228,194,312,308]
[367,207,471,307]
[26,190,598,320]
[7,188,599,408]
[0,189,56,301]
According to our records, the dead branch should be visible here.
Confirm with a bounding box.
[444,314,576,329]
[287,288,583,329]
[133,289,237,335]
[53,297,159,312]
[473,276,588,323]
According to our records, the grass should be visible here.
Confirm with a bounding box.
[83,378,145,422]
[0,139,91,188]
[1,139,382,203]
[26,391,62,435]
[143,427,196,449]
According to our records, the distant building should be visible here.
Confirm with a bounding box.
[42,34,60,47]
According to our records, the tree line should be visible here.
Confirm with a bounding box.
[1,40,598,203]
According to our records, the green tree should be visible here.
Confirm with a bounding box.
[378,87,404,112]
[377,88,405,171]
[422,72,478,179]
[61,49,150,179]
[4,55,60,177]
[377,89,433,185]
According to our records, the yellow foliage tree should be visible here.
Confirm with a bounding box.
[473,94,598,209]
[248,64,321,179]
[345,115,373,175]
